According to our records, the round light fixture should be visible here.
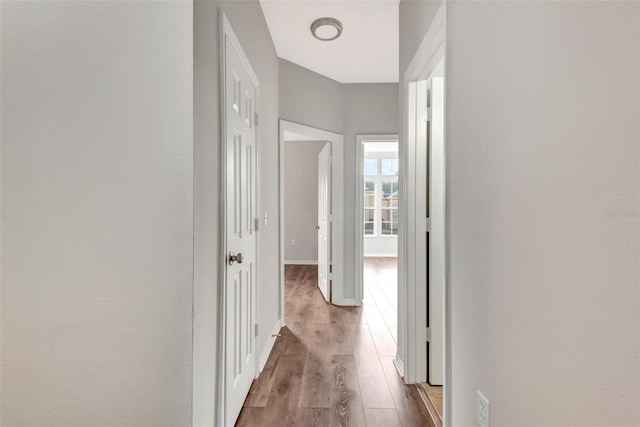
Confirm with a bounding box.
[311,17,343,41]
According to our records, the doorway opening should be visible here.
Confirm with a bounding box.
[401,2,448,425]
[356,136,400,345]
[417,70,446,423]
[278,120,345,319]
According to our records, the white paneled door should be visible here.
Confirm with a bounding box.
[427,76,445,386]
[223,19,258,426]
[317,143,330,302]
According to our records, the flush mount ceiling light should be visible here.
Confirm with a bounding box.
[310,17,343,41]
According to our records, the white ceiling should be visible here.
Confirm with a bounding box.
[260,0,400,84]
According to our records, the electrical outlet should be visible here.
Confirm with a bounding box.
[476,391,490,427]
[291,239,296,246]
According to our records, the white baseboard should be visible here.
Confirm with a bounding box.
[331,297,362,307]
[364,253,398,258]
[393,356,405,378]
[258,319,283,373]
[284,260,318,265]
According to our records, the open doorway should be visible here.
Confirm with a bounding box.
[278,120,345,318]
[356,136,400,344]
[282,139,328,268]
[401,2,447,424]
[418,67,446,423]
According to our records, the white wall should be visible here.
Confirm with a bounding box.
[446,1,640,424]
[279,62,399,300]
[364,239,397,257]
[193,1,280,425]
[284,141,327,263]
[1,2,193,425]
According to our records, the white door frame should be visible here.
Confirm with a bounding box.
[278,120,346,314]
[217,11,261,426]
[317,143,331,301]
[354,134,399,303]
[399,1,451,425]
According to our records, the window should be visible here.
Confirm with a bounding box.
[381,158,399,176]
[363,154,399,236]
[381,180,399,235]
[364,159,377,176]
[364,180,375,236]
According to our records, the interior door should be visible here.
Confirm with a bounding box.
[427,77,445,385]
[317,143,330,302]
[224,32,258,425]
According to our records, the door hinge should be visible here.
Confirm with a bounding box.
[425,327,431,342]
[254,323,259,337]
[254,112,259,127]
[425,217,431,232]
[254,218,260,232]
[423,107,432,122]
[329,264,332,274]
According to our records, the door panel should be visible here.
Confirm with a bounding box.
[427,77,445,386]
[225,34,257,424]
[317,143,330,302]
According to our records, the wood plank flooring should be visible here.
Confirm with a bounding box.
[420,383,443,420]
[362,257,397,343]
[236,263,428,427]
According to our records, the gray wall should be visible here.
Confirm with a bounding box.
[284,141,327,262]
[279,60,399,301]
[1,1,193,425]
[279,59,344,134]
[194,1,280,425]
[446,1,640,424]
[401,0,640,424]
[1,0,280,425]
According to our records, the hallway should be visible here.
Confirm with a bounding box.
[236,265,429,427]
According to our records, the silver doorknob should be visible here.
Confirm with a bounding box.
[228,252,243,265]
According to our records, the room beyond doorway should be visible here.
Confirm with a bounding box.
[278,120,346,314]
[354,135,399,305]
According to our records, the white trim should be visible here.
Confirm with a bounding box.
[258,319,283,373]
[404,2,446,81]
[355,134,399,304]
[279,120,346,320]
[363,253,398,258]
[393,356,405,378]
[217,11,261,427]
[284,260,318,265]
[400,1,449,426]
[332,297,361,307]
[443,3,452,425]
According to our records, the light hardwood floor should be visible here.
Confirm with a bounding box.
[362,257,397,343]
[236,264,429,427]
[419,383,443,424]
